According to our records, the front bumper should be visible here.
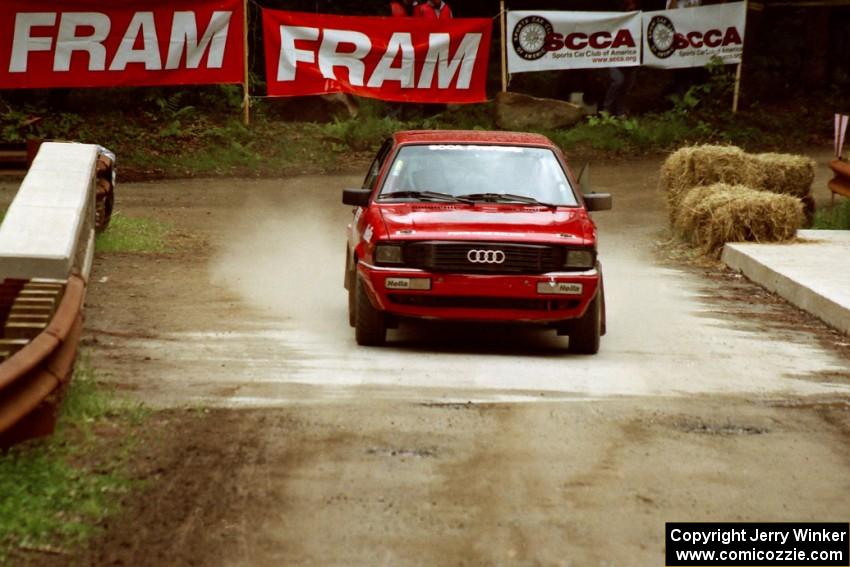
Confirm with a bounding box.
[357,262,600,323]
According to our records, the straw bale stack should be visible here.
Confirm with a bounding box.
[674,183,804,254]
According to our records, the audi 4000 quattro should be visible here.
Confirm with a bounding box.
[342,130,612,353]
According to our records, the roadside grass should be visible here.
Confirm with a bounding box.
[812,199,850,230]
[0,360,148,564]
[97,118,344,178]
[95,214,169,253]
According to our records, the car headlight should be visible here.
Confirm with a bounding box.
[374,243,404,265]
[564,249,595,269]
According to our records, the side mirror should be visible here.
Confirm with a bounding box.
[576,163,612,211]
[584,193,613,212]
[576,163,590,192]
[342,188,371,207]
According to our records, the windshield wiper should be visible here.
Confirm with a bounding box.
[457,193,559,210]
[380,190,474,204]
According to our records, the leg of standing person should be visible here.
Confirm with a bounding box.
[603,67,625,116]
[615,67,637,117]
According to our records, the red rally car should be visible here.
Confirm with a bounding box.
[342,130,612,354]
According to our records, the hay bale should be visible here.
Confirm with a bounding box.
[675,183,804,254]
[660,145,751,217]
[751,153,815,198]
[674,184,750,236]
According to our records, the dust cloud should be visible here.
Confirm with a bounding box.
[209,177,357,334]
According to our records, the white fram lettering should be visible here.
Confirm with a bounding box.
[318,29,371,87]
[275,27,482,90]
[9,13,56,72]
[278,25,319,81]
[165,11,232,70]
[110,12,160,71]
[55,12,111,72]
[418,33,481,89]
[8,11,233,73]
[367,32,414,88]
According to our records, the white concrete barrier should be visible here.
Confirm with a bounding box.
[722,230,850,337]
[0,143,97,281]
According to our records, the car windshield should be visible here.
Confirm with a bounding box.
[378,144,579,206]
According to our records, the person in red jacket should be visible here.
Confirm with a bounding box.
[416,0,453,19]
[390,0,419,17]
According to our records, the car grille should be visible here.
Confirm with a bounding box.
[388,294,580,311]
[402,241,564,274]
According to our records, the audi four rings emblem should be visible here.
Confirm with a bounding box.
[467,249,506,264]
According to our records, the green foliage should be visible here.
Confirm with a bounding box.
[96,214,169,253]
[548,111,705,154]
[0,76,832,178]
[321,116,406,151]
[0,100,43,143]
[422,103,496,131]
[668,57,736,117]
[0,361,145,562]
[812,199,850,230]
[149,91,191,116]
[198,85,244,112]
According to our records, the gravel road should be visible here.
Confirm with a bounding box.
[18,155,850,566]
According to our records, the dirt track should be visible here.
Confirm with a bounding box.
[13,154,850,565]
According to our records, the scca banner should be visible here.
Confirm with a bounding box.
[0,0,244,89]
[507,11,641,73]
[642,2,746,69]
[262,10,491,103]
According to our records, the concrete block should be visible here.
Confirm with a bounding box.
[15,169,93,210]
[0,206,86,279]
[722,230,850,336]
[0,142,98,280]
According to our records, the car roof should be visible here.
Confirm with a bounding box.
[393,130,556,147]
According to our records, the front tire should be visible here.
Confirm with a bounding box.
[95,183,114,233]
[355,276,386,346]
[569,291,601,355]
[348,282,356,327]
[346,253,356,327]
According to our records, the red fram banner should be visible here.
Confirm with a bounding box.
[0,0,244,89]
[262,10,492,103]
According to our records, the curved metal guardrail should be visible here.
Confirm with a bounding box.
[0,274,85,447]
[0,141,98,448]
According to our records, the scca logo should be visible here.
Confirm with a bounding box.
[512,15,636,61]
[647,15,742,59]
[512,16,552,61]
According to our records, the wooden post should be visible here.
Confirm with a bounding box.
[732,0,747,113]
[731,62,742,113]
[500,0,507,93]
[242,0,250,125]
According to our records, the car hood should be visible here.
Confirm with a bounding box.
[376,203,594,246]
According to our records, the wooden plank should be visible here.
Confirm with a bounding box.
[0,339,30,357]
[10,305,53,316]
[7,314,50,325]
[3,322,48,340]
